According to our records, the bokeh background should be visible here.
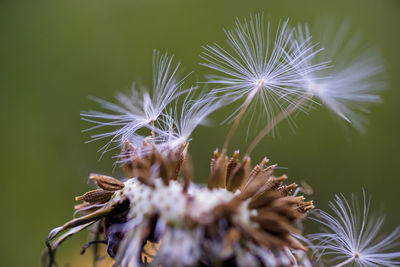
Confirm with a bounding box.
[1,0,399,266]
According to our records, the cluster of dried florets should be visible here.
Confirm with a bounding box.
[46,142,313,267]
[44,14,400,267]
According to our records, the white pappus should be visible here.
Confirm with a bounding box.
[81,50,189,153]
[309,191,400,267]
[288,21,385,133]
[200,14,323,129]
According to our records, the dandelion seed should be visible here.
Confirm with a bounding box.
[201,15,307,111]
[201,14,322,150]
[159,88,224,148]
[81,50,189,153]
[290,21,385,132]
[309,191,400,267]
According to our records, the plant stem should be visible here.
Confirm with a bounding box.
[222,85,260,152]
[246,96,310,155]
[150,120,156,140]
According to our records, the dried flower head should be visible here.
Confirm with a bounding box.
[45,143,314,267]
[309,191,400,267]
[43,13,395,267]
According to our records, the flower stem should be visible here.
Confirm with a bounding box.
[150,120,156,140]
[246,96,310,156]
[222,85,259,152]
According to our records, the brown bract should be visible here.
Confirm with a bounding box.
[206,150,313,252]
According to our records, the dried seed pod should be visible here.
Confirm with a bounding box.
[248,190,278,210]
[150,149,170,184]
[161,143,187,182]
[182,154,193,193]
[245,164,263,187]
[239,165,275,200]
[254,173,286,196]
[90,174,125,191]
[208,151,228,189]
[132,158,153,186]
[247,157,268,182]
[227,156,251,192]
[210,149,219,170]
[171,143,187,180]
[121,141,135,177]
[297,200,314,213]
[277,183,297,197]
[251,211,299,234]
[226,150,239,182]
[75,189,114,203]
[244,227,286,248]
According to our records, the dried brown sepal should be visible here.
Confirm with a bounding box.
[251,212,299,235]
[210,149,219,171]
[243,158,270,186]
[171,143,188,181]
[132,158,154,186]
[90,174,125,191]
[248,157,269,179]
[244,164,263,188]
[225,150,239,184]
[121,164,134,178]
[154,143,187,184]
[159,159,170,184]
[277,183,297,197]
[259,157,269,168]
[226,156,251,192]
[297,200,314,213]
[48,205,115,242]
[239,224,287,248]
[121,141,135,178]
[208,151,228,189]
[238,165,274,201]
[259,196,305,221]
[248,190,279,210]
[252,173,286,197]
[182,153,193,193]
[145,145,158,165]
[74,202,91,210]
[74,202,105,212]
[75,189,114,203]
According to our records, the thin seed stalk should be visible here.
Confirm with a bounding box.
[150,119,156,140]
[246,96,310,155]
[223,84,261,152]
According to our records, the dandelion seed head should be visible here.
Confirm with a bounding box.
[309,191,400,267]
[201,14,321,129]
[292,21,385,132]
[81,50,188,153]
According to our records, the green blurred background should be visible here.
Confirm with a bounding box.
[1,0,399,266]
